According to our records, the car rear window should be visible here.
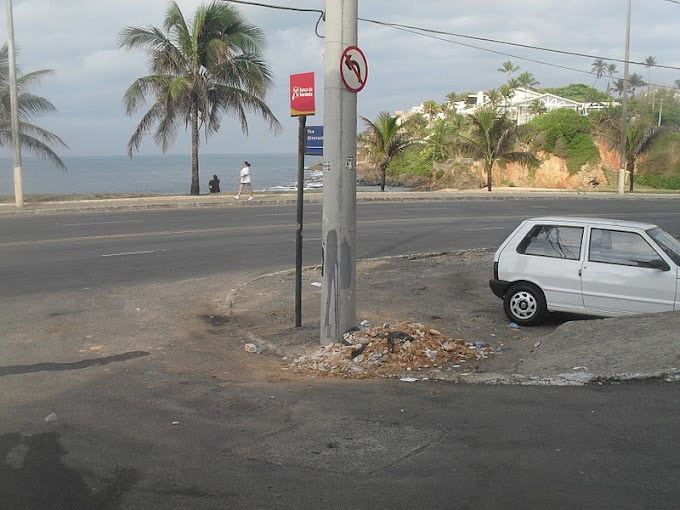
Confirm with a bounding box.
[516,225,583,260]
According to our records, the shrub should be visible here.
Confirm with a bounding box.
[529,109,600,174]
[636,173,680,190]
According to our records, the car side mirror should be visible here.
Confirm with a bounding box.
[648,258,671,271]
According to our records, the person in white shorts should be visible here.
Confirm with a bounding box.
[235,161,253,200]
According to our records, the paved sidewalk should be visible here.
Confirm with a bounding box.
[2,188,678,216]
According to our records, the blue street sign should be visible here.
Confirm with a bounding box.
[305,125,323,156]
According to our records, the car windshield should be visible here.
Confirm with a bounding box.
[647,227,680,265]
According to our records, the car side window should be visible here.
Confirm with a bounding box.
[517,225,583,260]
[589,229,660,267]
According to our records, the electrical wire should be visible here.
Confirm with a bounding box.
[360,18,680,72]
[224,0,680,91]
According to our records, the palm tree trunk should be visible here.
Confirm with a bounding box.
[190,102,200,195]
[486,162,493,191]
[380,166,386,192]
[627,158,635,192]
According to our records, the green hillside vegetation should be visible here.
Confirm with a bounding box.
[529,109,600,174]
[636,131,680,189]
[358,73,680,191]
[541,84,609,103]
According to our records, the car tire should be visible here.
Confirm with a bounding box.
[503,283,547,326]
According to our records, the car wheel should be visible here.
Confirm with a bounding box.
[503,283,546,326]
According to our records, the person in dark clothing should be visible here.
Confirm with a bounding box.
[209,174,221,193]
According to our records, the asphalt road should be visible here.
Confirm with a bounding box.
[3,197,680,297]
[1,197,680,509]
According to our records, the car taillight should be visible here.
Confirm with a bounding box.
[493,261,499,280]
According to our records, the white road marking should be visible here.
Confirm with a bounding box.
[465,227,505,231]
[60,220,142,226]
[101,250,159,257]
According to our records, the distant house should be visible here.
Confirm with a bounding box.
[396,88,618,126]
[512,91,583,124]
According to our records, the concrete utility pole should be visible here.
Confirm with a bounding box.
[618,0,632,196]
[6,0,24,208]
[320,0,358,345]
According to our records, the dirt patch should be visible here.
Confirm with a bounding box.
[228,251,562,378]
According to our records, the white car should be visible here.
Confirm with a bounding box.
[489,217,680,325]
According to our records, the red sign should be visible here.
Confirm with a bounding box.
[290,72,315,117]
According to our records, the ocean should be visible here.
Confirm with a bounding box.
[0,153,329,196]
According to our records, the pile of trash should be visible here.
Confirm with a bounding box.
[292,321,492,378]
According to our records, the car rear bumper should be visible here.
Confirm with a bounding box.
[489,279,510,299]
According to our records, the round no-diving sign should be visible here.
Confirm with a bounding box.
[340,46,368,93]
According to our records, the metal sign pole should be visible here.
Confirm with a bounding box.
[295,114,307,327]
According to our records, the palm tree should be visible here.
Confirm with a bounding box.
[644,56,656,102]
[401,112,428,139]
[627,73,646,97]
[517,72,539,100]
[598,114,663,191]
[499,81,517,108]
[421,99,440,129]
[591,58,607,88]
[498,60,520,79]
[0,44,67,171]
[486,88,501,107]
[426,118,458,162]
[118,1,281,195]
[455,107,539,191]
[606,63,617,94]
[614,78,625,97]
[527,99,547,116]
[360,112,414,191]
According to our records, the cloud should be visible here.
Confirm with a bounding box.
[1,0,679,156]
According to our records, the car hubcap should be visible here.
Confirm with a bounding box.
[510,291,536,320]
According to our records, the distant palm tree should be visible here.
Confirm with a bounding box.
[426,117,460,162]
[517,72,539,100]
[421,99,440,129]
[118,1,281,195]
[614,78,625,97]
[598,114,663,191]
[360,112,414,191]
[517,72,539,89]
[400,112,428,141]
[527,99,547,116]
[627,73,646,97]
[455,107,539,191]
[644,56,656,101]
[498,60,520,79]
[606,63,617,94]
[486,88,501,107]
[0,44,67,171]
[591,58,607,88]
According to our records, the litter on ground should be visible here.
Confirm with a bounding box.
[292,321,492,378]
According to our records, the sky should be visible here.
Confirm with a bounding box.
[2,0,680,157]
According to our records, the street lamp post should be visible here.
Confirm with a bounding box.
[6,0,24,208]
[618,0,631,195]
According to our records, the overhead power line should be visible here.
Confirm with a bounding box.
[224,0,680,83]
[360,18,680,73]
